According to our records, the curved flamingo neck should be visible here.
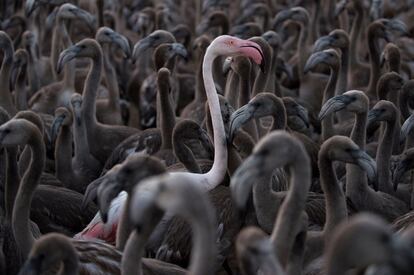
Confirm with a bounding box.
[188,207,215,275]
[51,18,64,80]
[346,111,369,197]
[158,77,175,150]
[5,147,19,222]
[202,47,228,187]
[103,45,121,110]
[73,107,92,163]
[337,47,349,123]
[195,50,207,102]
[82,50,103,131]
[0,41,16,115]
[367,31,381,98]
[55,122,75,184]
[12,127,45,259]
[348,3,364,69]
[224,70,239,108]
[116,195,132,250]
[271,156,310,268]
[319,150,347,239]
[337,47,349,96]
[297,21,309,82]
[322,66,339,141]
[15,62,28,111]
[25,41,41,94]
[121,232,145,275]
[60,22,76,90]
[376,117,396,194]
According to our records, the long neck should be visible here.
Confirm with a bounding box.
[26,42,41,94]
[61,23,75,90]
[337,48,348,97]
[337,48,349,123]
[121,232,144,275]
[82,52,102,130]
[0,41,16,115]
[400,85,412,120]
[5,147,20,222]
[367,31,381,98]
[51,18,64,80]
[376,119,396,194]
[309,0,320,44]
[321,66,339,141]
[158,81,175,150]
[116,195,132,251]
[121,208,164,275]
[267,49,278,95]
[15,64,28,110]
[238,68,252,108]
[195,51,207,102]
[238,69,258,141]
[224,71,239,108]
[271,158,310,268]
[103,45,120,110]
[188,210,215,275]
[55,123,74,183]
[349,4,364,69]
[252,173,281,234]
[202,50,228,187]
[252,65,269,97]
[346,111,369,197]
[73,108,91,162]
[297,22,309,82]
[12,129,45,259]
[319,152,347,239]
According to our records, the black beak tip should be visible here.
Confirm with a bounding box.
[101,212,108,224]
[260,61,265,73]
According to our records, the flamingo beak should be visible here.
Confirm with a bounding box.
[56,45,80,75]
[319,95,354,121]
[228,103,257,143]
[110,32,131,59]
[238,41,265,73]
[97,175,122,224]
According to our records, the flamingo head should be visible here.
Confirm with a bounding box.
[209,35,265,73]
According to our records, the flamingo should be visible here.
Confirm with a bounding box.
[74,35,264,245]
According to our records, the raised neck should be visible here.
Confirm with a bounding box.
[158,72,176,150]
[102,45,120,109]
[366,30,381,98]
[346,111,369,197]
[376,118,396,194]
[55,123,75,185]
[81,50,103,130]
[0,40,16,115]
[322,66,339,141]
[349,3,364,69]
[271,156,311,267]
[202,49,228,187]
[319,149,347,238]
[12,126,45,259]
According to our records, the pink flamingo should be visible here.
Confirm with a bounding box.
[74,35,264,245]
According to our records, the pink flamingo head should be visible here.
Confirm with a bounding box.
[208,35,265,72]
